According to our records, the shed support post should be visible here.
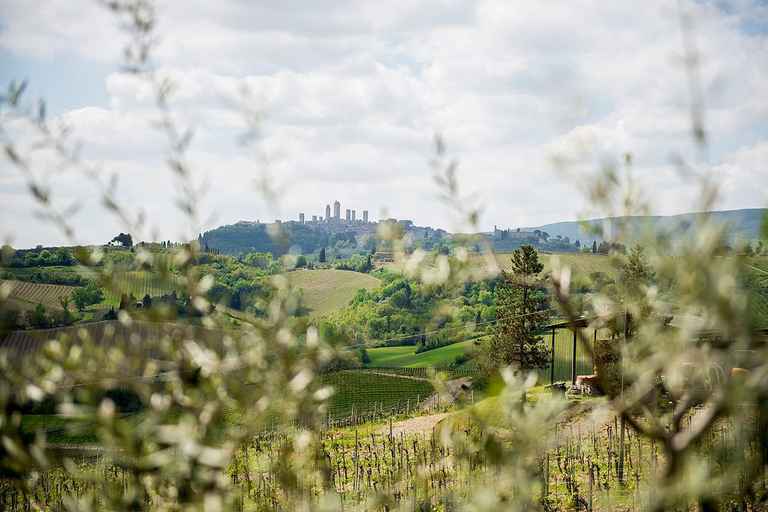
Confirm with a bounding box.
[550,328,556,385]
[593,327,598,373]
[571,328,578,385]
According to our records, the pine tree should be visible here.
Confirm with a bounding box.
[622,245,655,291]
[614,245,657,338]
[483,245,550,387]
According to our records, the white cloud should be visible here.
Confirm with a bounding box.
[713,138,768,208]
[0,0,123,60]
[1,0,767,247]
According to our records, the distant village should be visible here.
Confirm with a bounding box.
[228,200,579,256]
[234,199,452,240]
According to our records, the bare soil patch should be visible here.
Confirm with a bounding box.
[383,412,452,436]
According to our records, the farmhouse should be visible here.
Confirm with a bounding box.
[374,251,396,263]
[493,226,537,240]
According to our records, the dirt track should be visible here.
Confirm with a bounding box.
[382,412,452,436]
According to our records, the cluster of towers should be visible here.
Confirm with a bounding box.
[297,200,369,225]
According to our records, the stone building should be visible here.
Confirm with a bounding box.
[374,252,396,263]
[493,226,536,239]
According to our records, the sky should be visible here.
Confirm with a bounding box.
[0,0,767,248]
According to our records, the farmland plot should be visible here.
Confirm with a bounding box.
[0,320,241,366]
[95,271,182,307]
[0,279,75,311]
[320,370,435,420]
[285,269,381,318]
[404,252,622,286]
[482,252,620,282]
[366,339,477,368]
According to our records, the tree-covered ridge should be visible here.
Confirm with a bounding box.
[1,246,76,268]
[195,252,277,312]
[327,269,500,347]
[200,222,359,257]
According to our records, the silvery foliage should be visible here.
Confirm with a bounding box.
[0,1,765,510]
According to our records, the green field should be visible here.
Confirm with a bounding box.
[285,269,381,318]
[747,256,768,274]
[1,265,84,281]
[366,339,478,368]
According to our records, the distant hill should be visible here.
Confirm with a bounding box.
[202,218,450,257]
[201,222,354,257]
[204,208,766,257]
[522,208,767,247]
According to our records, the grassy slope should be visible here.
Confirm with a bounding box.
[285,269,381,318]
[2,266,80,279]
[746,256,768,275]
[366,327,597,383]
[366,339,477,368]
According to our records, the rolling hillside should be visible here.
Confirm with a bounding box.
[285,269,381,318]
[0,320,241,366]
[466,252,618,284]
[542,253,617,280]
[0,280,76,311]
[523,208,768,246]
[95,271,181,307]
